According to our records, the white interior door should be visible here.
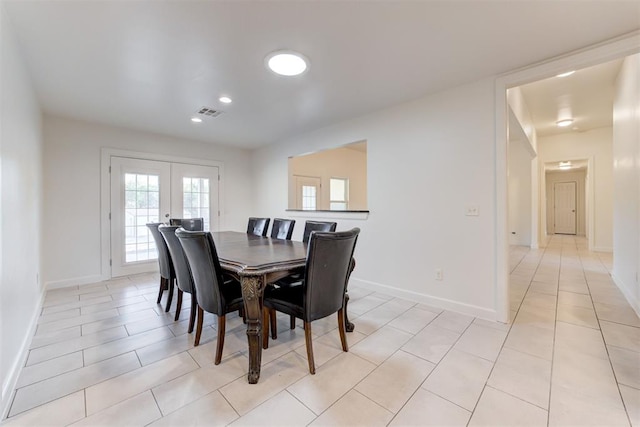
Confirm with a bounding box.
[111,157,170,276]
[295,176,321,210]
[110,157,219,277]
[554,181,577,235]
[170,163,219,231]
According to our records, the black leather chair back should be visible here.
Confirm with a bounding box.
[147,223,174,279]
[302,221,337,243]
[176,229,227,315]
[247,217,270,237]
[270,218,296,240]
[159,225,194,294]
[303,228,360,322]
[170,218,204,231]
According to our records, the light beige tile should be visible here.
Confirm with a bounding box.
[231,390,317,426]
[487,347,551,409]
[554,321,608,360]
[81,308,159,335]
[454,324,507,362]
[83,326,174,365]
[422,349,493,411]
[388,307,438,334]
[595,302,640,327]
[69,391,161,426]
[350,325,413,365]
[309,389,393,426]
[147,391,239,427]
[1,391,85,427]
[521,291,557,312]
[27,326,128,366]
[549,382,630,426]
[557,290,593,308]
[16,351,83,388]
[415,303,444,315]
[472,317,511,332]
[608,345,640,389]
[353,298,415,335]
[135,327,214,366]
[35,309,119,334]
[29,326,81,350]
[293,328,367,368]
[401,324,460,364]
[152,352,247,415]
[220,352,310,415]
[504,322,554,361]
[620,384,640,427]
[431,310,474,333]
[601,320,640,353]
[557,304,599,329]
[355,350,434,413]
[85,352,198,415]
[287,352,376,415]
[80,295,147,315]
[469,386,547,426]
[188,328,248,367]
[558,281,589,295]
[37,308,80,325]
[10,352,140,417]
[529,281,558,296]
[389,389,471,427]
[347,294,388,316]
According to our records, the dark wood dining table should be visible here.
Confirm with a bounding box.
[211,231,355,384]
[212,231,307,384]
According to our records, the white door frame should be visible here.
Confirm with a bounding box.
[494,31,639,323]
[100,148,225,281]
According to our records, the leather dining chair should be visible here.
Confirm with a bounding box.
[176,229,245,364]
[159,225,197,331]
[262,228,360,374]
[247,217,270,237]
[147,223,176,312]
[169,217,204,231]
[268,220,338,335]
[270,218,296,240]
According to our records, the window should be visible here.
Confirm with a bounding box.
[183,177,211,230]
[124,173,160,262]
[302,185,317,210]
[330,178,348,210]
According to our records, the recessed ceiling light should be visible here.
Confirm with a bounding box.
[556,71,575,78]
[557,119,573,127]
[265,50,308,76]
[219,96,232,104]
[191,117,202,123]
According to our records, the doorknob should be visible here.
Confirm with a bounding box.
[572,210,575,212]
[165,213,170,218]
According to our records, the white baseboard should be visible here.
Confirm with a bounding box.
[45,274,104,290]
[611,272,640,319]
[349,277,500,322]
[593,246,613,253]
[1,289,46,420]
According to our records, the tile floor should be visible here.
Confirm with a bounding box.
[2,235,638,426]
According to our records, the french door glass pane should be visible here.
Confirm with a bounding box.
[182,177,211,231]
[124,172,160,263]
[302,185,316,210]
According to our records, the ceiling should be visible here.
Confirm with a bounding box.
[519,59,624,138]
[4,1,639,149]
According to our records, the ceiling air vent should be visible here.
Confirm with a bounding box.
[196,107,223,118]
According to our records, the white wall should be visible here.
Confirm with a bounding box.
[0,4,43,414]
[42,116,254,286]
[252,78,500,319]
[537,127,613,251]
[288,146,367,210]
[612,53,640,314]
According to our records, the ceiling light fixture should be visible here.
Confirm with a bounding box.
[557,119,574,127]
[265,50,308,76]
[556,71,575,78]
[559,161,572,170]
[190,117,202,123]
[219,96,232,104]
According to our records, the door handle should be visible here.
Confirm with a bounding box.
[165,213,170,218]
[571,210,575,212]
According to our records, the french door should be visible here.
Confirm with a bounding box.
[110,156,219,277]
[295,176,321,210]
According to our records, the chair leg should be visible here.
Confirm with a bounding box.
[174,289,183,321]
[156,277,165,304]
[262,307,270,349]
[338,308,348,352]
[304,321,315,375]
[289,315,296,330]
[188,295,197,334]
[270,309,277,339]
[194,306,204,346]
[165,279,175,312]
[215,315,226,365]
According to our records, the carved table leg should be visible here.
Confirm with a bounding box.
[240,275,264,384]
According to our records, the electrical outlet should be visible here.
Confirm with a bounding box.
[466,206,479,216]
[435,268,443,281]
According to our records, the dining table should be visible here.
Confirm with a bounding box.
[211,231,355,384]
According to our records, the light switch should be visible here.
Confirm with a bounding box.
[466,206,479,216]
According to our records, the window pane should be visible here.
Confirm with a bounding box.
[125,174,137,190]
[148,175,159,191]
[122,172,161,264]
[330,178,347,201]
[302,185,316,210]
